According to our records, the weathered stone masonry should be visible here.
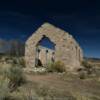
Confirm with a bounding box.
[25,23,83,71]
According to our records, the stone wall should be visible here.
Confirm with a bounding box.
[25,23,83,71]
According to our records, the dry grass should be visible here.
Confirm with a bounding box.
[0,56,100,100]
[10,81,76,100]
[46,61,66,73]
[26,72,100,100]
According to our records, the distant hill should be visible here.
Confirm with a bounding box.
[85,57,100,62]
[84,57,100,67]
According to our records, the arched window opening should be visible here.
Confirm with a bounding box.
[35,35,56,67]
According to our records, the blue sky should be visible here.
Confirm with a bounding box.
[0,0,100,58]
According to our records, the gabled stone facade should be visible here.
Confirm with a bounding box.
[25,23,83,71]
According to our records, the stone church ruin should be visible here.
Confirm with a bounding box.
[25,23,83,71]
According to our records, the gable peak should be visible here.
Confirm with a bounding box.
[41,22,56,28]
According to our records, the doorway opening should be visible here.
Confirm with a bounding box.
[35,35,56,67]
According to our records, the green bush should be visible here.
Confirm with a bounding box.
[12,58,18,64]
[47,61,66,73]
[82,61,94,75]
[19,58,26,68]
[5,66,25,91]
[82,61,92,69]
[8,67,25,88]
[79,71,86,79]
[0,79,10,100]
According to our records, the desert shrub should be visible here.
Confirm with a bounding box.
[0,79,10,100]
[12,58,18,64]
[82,60,94,75]
[0,61,26,99]
[19,58,26,68]
[79,71,86,79]
[47,61,66,73]
[12,57,21,65]
[11,57,26,68]
[82,60,92,69]
[5,65,25,91]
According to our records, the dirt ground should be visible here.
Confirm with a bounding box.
[26,73,100,99]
